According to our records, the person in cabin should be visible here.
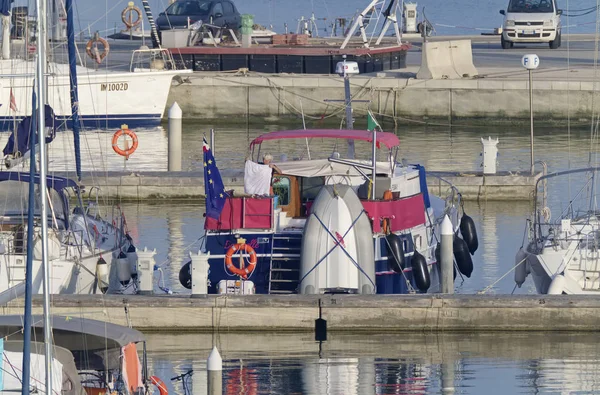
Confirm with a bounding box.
[244,153,281,196]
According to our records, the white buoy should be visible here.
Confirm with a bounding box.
[96,258,109,293]
[514,248,528,288]
[168,102,182,171]
[207,346,222,395]
[440,215,454,294]
[547,274,566,295]
[116,252,132,285]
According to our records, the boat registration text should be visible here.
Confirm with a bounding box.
[100,82,129,92]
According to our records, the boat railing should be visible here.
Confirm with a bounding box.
[129,47,177,72]
[427,173,461,221]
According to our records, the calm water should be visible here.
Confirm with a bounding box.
[143,332,600,394]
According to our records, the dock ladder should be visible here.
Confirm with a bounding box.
[268,234,302,294]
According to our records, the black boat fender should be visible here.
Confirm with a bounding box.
[386,233,406,273]
[179,260,192,289]
[453,236,473,278]
[411,250,431,292]
[460,213,479,255]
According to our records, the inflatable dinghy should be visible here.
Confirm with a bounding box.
[300,184,375,294]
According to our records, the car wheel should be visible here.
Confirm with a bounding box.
[501,35,512,49]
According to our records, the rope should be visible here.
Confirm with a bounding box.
[478,255,528,294]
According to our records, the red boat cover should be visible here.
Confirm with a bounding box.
[205,197,273,230]
[250,129,400,149]
[361,194,426,232]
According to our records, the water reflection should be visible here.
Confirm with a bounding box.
[145,332,600,395]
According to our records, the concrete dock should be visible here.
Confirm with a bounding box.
[68,170,540,201]
[7,294,600,332]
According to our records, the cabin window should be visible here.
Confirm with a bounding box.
[301,177,325,201]
[273,176,291,206]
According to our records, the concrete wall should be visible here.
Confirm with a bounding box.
[167,74,599,122]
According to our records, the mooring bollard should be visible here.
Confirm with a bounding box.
[190,250,209,297]
[168,102,182,171]
[207,346,222,395]
[441,215,454,294]
[136,247,156,295]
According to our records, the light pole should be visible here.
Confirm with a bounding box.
[522,54,539,174]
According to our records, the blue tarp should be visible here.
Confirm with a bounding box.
[2,104,57,158]
[0,0,14,16]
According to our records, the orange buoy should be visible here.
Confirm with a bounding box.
[85,36,110,64]
[112,125,138,159]
[224,239,258,279]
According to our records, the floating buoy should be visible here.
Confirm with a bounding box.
[453,236,473,278]
[386,233,405,273]
[179,260,192,289]
[116,251,131,285]
[514,247,528,288]
[411,250,430,292]
[95,257,109,293]
[547,274,565,295]
[460,213,478,255]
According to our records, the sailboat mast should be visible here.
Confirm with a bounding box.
[34,0,53,394]
[65,0,81,180]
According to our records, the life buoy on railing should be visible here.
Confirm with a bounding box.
[225,238,258,279]
[112,125,139,159]
[85,36,110,64]
[149,376,168,395]
[121,3,142,29]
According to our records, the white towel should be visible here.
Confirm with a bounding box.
[244,160,272,195]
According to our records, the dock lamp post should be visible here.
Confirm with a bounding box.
[335,55,360,158]
[522,54,539,174]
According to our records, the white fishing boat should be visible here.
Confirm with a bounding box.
[515,167,600,295]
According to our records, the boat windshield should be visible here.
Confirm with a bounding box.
[165,0,212,15]
[507,0,554,13]
[0,181,66,220]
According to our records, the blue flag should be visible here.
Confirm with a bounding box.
[203,138,227,219]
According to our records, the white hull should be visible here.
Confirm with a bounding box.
[0,59,188,129]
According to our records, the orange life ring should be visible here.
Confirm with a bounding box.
[225,240,258,279]
[112,127,139,159]
[149,376,168,395]
[382,189,393,234]
[121,5,142,29]
[85,36,110,64]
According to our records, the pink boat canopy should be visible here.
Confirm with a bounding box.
[249,129,400,149]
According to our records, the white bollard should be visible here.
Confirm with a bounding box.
[168,102,182,171]
[441,215,454,294]
[191,250,210,297]
[136,247,156,295]
[480,137,499,174]
[207,346,222,395]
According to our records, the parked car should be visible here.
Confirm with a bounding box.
[156,0,241,38]
[499,0,562,49]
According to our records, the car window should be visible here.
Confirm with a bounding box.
[507,0,554,13]
[166,0,212,15]
[212,2,224,16]
[223,2,234,15]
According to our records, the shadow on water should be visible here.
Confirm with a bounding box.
[145,331,600,395]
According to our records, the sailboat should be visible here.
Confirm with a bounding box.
[0,1,191,130]
[0,0,155,296]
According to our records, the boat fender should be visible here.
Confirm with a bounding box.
[179,261,192,289]
[126,243,138,280]
[411,250,430,292]
[150,376,168,395]
[459,213,479,255]
[514,247,528,288]
[547,274,566,295]
[95,257,109,294]
[453,236,473,278]
[435,242,456,280]
[385,233,405,273]
[116,251,131,285]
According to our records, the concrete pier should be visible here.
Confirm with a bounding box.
[6,294,600,332]
[66,170,540,201]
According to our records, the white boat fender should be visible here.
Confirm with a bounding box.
[547,274,566,295]
[453,235,473,278]
[411,250,430,292]
[179,260,192,289]
[96,257,109,293]
[514,247,528,287]
[116,251,132,285]
[459,212,479,255]
[385,233,405,272]
[126,243,138,280]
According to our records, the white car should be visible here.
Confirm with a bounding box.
[500,0,562,49]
